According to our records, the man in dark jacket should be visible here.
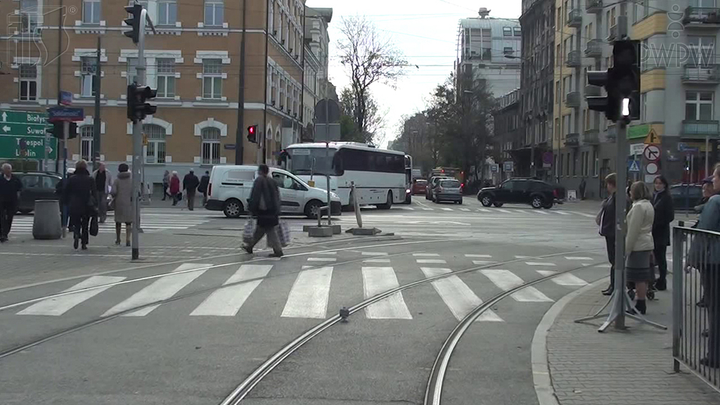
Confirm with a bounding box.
[0,163,23,242]
[183,169,200,211]
[652,175,674,290]
[243,164,283,257]
[63,160,97,250]
[599,173,617,295]
[198,170,210,206]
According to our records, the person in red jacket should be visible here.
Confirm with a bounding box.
[169,171,181,206]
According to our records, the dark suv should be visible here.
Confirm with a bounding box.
[14,172,63,214]
[477,178,565,209]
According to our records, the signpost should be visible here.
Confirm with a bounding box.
[503,161,514,172]
[643,129,661,145]
[643,144,660,162]
[542,152,553,169]
[0,110,56,168]
[628,159,640,172]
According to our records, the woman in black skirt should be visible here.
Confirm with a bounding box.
[625,181,656,314]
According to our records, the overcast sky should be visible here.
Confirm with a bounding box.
[305,0,521,147]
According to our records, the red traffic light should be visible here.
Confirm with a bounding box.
[247,125,258,143]
[248,126,255,134]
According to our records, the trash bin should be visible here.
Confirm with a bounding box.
[33,200,62,240]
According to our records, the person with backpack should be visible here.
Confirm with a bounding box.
[243,164,283,257]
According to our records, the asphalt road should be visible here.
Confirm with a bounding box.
[0,197,611,405]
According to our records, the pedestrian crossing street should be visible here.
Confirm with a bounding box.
[14,253,606,322]
[10,212,214,234]
[393,205,597,218]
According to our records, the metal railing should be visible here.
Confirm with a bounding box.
[673,225,720,391]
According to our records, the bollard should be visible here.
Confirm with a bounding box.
[33,200,62,240]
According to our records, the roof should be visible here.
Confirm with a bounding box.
[286,142,405,155]
[306,7,333,23]
[459,17,520,30]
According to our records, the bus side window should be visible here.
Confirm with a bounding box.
[332,153,344,175]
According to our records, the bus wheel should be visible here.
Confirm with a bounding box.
[378,191,393,210]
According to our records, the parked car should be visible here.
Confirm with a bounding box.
[205,165,342,218]
[670,184,703,210]
[432,178,463,204]
[14,172,62,214]
[412,179,428,195]
[426,176,449,201]
[477,178,564,209]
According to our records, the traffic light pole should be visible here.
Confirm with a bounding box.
[130,8,148,260]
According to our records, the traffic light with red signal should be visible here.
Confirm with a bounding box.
[247,125,258,143]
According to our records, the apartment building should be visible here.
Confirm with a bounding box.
[0,0,308,188]
[493,88,521,181]
[302,6,331,142]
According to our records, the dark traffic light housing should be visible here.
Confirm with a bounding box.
[124,4,143,44]
[585,40,640,123]
[247,125,258,143]
[127,84,157,121]
[48,122,77,139]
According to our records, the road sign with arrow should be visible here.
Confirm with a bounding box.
[643,144,661,162]
[0,109,56,160]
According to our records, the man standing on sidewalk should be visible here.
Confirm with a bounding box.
[598,173,617,295]
[92,163,112,223]
[183,169,200,211]
[198,170,210,207]
[0,163,22,242]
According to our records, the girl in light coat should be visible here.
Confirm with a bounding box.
[626,181,656,315]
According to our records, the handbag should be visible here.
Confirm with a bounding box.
[243,219,256,245]
[277,221,290,247]
[89,215,99,236]
[108,196,116,211]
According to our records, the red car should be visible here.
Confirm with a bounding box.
[412,179,428,195]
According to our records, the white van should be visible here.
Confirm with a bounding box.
[205,165,342,218]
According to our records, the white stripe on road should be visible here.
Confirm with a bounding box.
[413,253,440,257]
[421,268,503,322]
[362,267,412,319]
[565,257,594,261]
[553,211,571,216]
[478,209,491,213]
[535,211,550,215]
[480,270,554,302]
[473,260,496,265]
[103,263,210,317]
[536,270,589,286]
[460,208,470,212]
[362,252,388,256]
[441,208,452,211]
[526,262,557,266]
[422,207,434,211]
[364,258,391,263]
[416,259,447,264]
[397,207,415,210]
[281,266,333,319]
[189,264,272,317]
[18,276,126,316]
[466,254,492,258]
[573,212,597,218]
[307,257,337,262]
[497,209,511,214]
[515,255,532,259]
[315,251,337,255]
[595,263,612,268]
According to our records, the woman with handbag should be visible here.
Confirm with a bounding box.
[111,163,134,246]
[63,160,98,250]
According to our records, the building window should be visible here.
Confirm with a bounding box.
[503,27,512,36]
[82,0,101,24]
[143,124,166,164]
[156,58,175,98]
[20,0,39,33]
[204,0,224,26]
[80,57,97,97]
[158,0,177,26]
[127,57,138,85]
[201,127,221,164]
[688,36,715,66]
[19,64,38,101]
[202,59,222,99]
[80,126,93,161]
[504,47,514,56]
[514,27,521,36]
[686,91,714,120]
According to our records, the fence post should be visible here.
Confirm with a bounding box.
[672,225,684,373]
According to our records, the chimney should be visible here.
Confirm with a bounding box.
[478,8,491,18]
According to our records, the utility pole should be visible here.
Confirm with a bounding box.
[235,0,247,164]
[55,0,64,173]
[93,36,102,170]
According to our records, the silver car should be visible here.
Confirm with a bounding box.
[433,179,463,204]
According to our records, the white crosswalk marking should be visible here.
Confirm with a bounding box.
[478,208,491,213]
[364,258,390,263]
[398,207,415,211]
[307,257,336,262]
[472,260,495,265]
[480,270,554,302]
[573,212,597,218]
[595,263,612,268]
[281,266,333,319]
[441,208,452,211]
[416,259,446,264]
[421,207,434,211]
[103,263,210,317]
[536,270,588,286]
[421,268,503,322]
[315,251,337,255]
[526,262,557,266]
[466,254,492,258]
[12,213,212,234]
[362,267,412,319]
[553,211,571,216]
[413,253,440,257]
[535,211,550,215]
[362,252,388,256]
[515,255,532,259]
[460,208,470,212]
[565,257,594,261]
[190,265,272,316]
[18,276,126,316]
[497,209,511,214]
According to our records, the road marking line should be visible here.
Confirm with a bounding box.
[526,262,557,266]
[535,211,550,215]
[478,208,491,213]
[441,208,452,211]
[515,255,532,259]
[17,276,126,316]
[190,265,272,316]
[553,211,571,216]
[103,263,210,317]
[362,267,412,319]
[364,258,391,263]
[397,207,415,210]
[307,257,337,262]
[314,251,337,255]
[281,266,333,319]
[536,270,589,286]
[497,209,511,214]
[572,212,597,218]
[565,257,594,261]
[416,259,447,264]
[362,252,389,256]
[413,253,440,257]
[472,260,496,265]
[595,263,612,268]
[460,208,470,212]
[466,254,492,258]
[422,207,434,211]
[421,267,503,322]
[480,270,554,302]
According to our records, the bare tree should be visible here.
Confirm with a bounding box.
[339,87,386,143]
[338,15,405,141]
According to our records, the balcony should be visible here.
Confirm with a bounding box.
[682,120,720,136]
[567,9,583,27]
[586,0,603,13]
[607,23,618,41]
[583,129,600,144]
[683,7,720,28]
[565,133,580,147]
[566,50,581,68]
[585,39,602,58]
[584,85,601,96]
[682,64,720,84]
[565,91,580,108]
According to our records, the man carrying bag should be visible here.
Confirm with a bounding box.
[242,165,283,257]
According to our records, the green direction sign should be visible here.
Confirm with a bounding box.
[0,110,48,125]
[0,122,50,136]
[0,135,57,160]
[627,124,650,140]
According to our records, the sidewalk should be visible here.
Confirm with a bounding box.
[543,282,720,405]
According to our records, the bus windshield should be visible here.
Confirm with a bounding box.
[285,147,338,176]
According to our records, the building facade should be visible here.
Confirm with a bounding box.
[302,6,332,143]
[493,88,521,182]
[0,0,313,190]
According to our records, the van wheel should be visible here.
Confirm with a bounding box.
[305,200,323,219]
[378,191,393,210]
[223,199,243,218]
[480,195,493,207]
[531,196,544,209]
[542,201,554,209]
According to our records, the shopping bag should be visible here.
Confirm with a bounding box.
[89,215,99,237]
[243,219,256,245]
[278,221,290,247]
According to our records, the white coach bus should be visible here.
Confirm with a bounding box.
[280,142,408,209]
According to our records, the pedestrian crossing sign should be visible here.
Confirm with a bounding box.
[628,159,641,172]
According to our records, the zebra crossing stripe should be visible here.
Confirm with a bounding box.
[421,267,502,322]
[478,208,491,213]
[536,270,588,286]
[17,276,126,316]
[417,259,446,264]
[190,265,272,317]
[526,262,557,266]
[362,252,388,256]
[573,212,597,218]
[441,208,452,211]
[413,253,440,257]
[553,211,571,216]
[466,254,492,258]
[362,267,412,319]
[497,209,511,214]
[281,266,333,319]
[565,257,594,261]
[364,258,390,263]
[103,263,210,317]
[535,211,550,215]
[472,260,495,265]
[460,208,470,212]
[480,270,554,302]
[308,257,336,262]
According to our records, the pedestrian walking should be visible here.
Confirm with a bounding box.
[169,171,180,206]
[0,163,22,243]
[183,169,200,211]
[92,163,112,223]
[625,181,656,315]
[597,173,617,296]
[199,170,210,206]
[243,164,283,257]
[162,170,170,201]
[651,175,674,291]
[64,160,98,250]
[56,168,75,232]
[579,177,587,200]
[111,163,134,247]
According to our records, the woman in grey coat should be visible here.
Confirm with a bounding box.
[111,163,134,246]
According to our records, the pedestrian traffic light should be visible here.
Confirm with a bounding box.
[586,70,619,122]
[127,84,157,121]
[47,122,77,139]
[586,40,640,123]
[124,4,143,44]
[247,125,257,143]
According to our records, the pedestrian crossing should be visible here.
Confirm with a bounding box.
[10,212,213,234]
[393,205,595,218]
[14,253,605,322]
